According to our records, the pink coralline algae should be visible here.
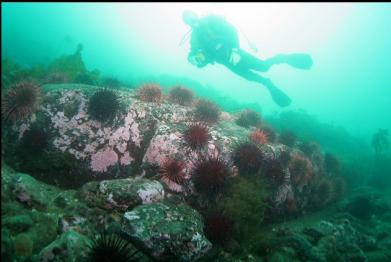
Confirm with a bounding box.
[40,90,145,171]
[90,148,119,172]
[120,152,134,166]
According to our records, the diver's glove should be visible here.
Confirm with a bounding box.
[229,48,241,66]
[188,50,208,68]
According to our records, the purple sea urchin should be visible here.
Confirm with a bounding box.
[168,86,194,106]
[137,83,162,102]
[194,99,221,124]
[1,81,41,123]
[159,158,186,185]
[184,123,209,150]
[192,155,232,196]
[88,89,119,122]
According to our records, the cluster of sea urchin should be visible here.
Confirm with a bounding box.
[1,81,41,123]
[184,123,209,150]
[137,83,162,103]
[168,86,194,106]
[194,99,221,124]
[88,89,119,122]
[289,154,313,186]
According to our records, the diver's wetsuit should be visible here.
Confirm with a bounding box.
[188,14,292,107]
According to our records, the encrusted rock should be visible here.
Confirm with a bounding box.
[10,173,60,210]
[122,201,212,261]
[79,177,165,211]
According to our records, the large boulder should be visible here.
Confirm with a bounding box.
[2,85,158,187]
[122,201,212,261]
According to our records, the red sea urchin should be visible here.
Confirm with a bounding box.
[184,123,209,150]
[159,158,186,189]
[1,81,41,123]
[191,155,232,197]
[232,141,263,175]
[250,129,269,145]
[289,154,313,186]
[137,83,162,103]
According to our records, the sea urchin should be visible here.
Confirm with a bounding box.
[159,158,186,186]
[232,141,263,175]
[137,83,162,102]
[88,89,119,122]
[168,86,194,106]
[249,129,269,145]
[192,155,232,196]
[184,123,209,150]
[194,99,221,124]
[88,232,141,262]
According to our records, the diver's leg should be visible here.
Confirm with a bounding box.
[225,64,292,107]
[265,53,313,70]
[236,49,313,71]
[236,49,272,72]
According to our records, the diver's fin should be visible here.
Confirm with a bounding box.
[276,53,313,70]
[266,84,292,107]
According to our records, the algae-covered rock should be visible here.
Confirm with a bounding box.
[2,214,34,234]
[10,172,61,210]
[79,177,165,211]
[2,229,14,261]
[13,233,34,257]
[29,211,59,253]
[37,231,92,262]
[122,201,212,261]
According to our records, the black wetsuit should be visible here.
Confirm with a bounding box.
[187,14,293,107]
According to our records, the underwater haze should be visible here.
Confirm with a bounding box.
[3,2,391,138]
[2,3,391,262]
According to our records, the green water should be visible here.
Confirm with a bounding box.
[3,3,391,138]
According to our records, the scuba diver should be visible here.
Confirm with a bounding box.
[182,10,313,107]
